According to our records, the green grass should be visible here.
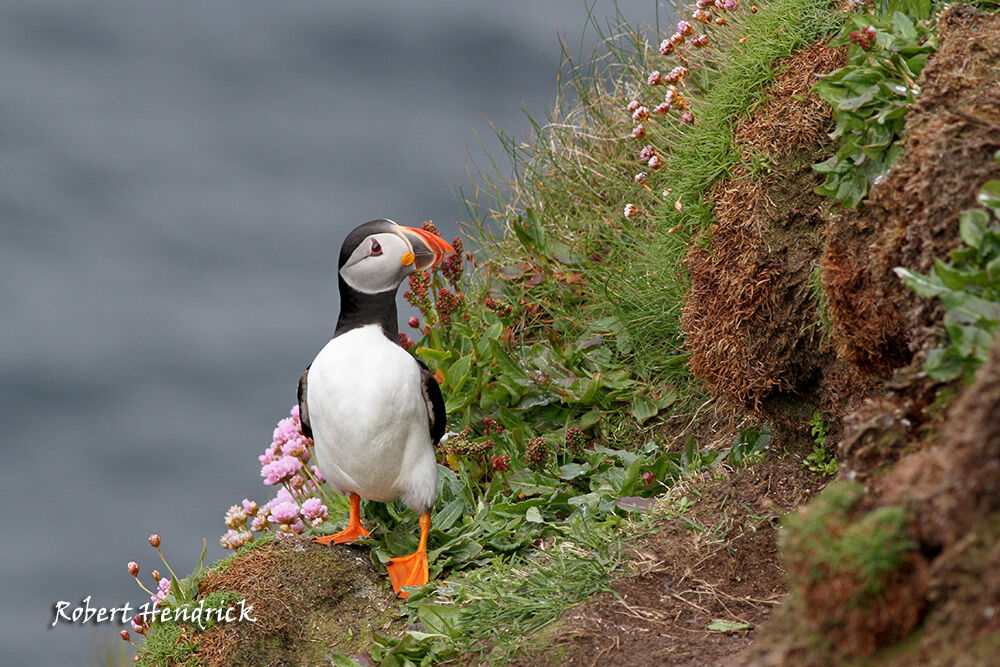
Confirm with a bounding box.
[611,0,845,379]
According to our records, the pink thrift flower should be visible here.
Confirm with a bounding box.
[638,145,656,161]
[682,111,695,124]
[634,172,648,184]
[242,498,258,516]
[653,102,670,115]
[250,515,269,532]
[224,505,248,529]
[670,32,685,46]
[283,437,308,461]
[647,71,662,86]
[624,204,638,218]
[289,519,306,535]
[627,100,640,113]
[301,498,329,526]
[270,501,300,525]
[261,455,302,486]
[677,20,693,36]
[648,155,662,169]
[659,39,674,56]
[692,34,709,48]
[631,105,649,121]
[694,9,711,23]
[258,446,278,467]
[631,124,646,139]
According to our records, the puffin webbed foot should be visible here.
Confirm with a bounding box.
[312,492,370,545]
[312,522,370,546]
[385,550,429,598]
[385,512,431,598]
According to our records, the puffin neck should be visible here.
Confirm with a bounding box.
[334,276,399,339]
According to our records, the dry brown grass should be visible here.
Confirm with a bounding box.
[681,43,846,411]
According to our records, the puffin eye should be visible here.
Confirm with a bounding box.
[370,240,382,256]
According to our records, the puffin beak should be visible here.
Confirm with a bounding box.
[398,226,456,271]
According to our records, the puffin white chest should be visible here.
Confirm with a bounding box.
[307,324,437,510]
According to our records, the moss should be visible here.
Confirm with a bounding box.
[187,537,405,665]
[135,621,200,667]
[783,481,914,601]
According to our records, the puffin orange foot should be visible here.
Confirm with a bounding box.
[312,522,370,546]
[385,550,428,598]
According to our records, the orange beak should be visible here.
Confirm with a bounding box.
[398,226,457,271]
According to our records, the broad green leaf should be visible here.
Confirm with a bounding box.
[444,353,473,391]
[960,209,989,249]
[895,267,948,298]
[934,259,973,290]
[620,458,644,496]
[415,346,453,364]
[418,604,463,637]
[580,372,603,405]
[433,498,466,531]
[524,507,544,523]
[631,395,658,423]
[559,463,590,480]
[978,181,1000,213]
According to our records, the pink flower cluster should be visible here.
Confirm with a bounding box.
[624,1,753,218]
[220,405,332,549]
[150,576,171,606]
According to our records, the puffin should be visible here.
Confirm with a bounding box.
[298,218,455,597]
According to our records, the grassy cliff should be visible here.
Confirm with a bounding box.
[126,1,1000,664]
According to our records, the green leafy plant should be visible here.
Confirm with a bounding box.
[896,151,1000,382]
[803,410,838,476]
[813,8,937,207]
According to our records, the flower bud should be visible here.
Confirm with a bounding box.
[148,534,160,548]
[127,562,139,577]
[408,316,420,328]
[120,630,131,642]
[152,569,161,581]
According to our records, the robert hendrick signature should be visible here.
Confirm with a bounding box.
[51,595,256,631]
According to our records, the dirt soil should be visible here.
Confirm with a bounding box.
[514,458,825,666]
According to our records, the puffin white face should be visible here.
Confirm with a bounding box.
[339,231,415,295]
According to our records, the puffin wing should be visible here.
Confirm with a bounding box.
[416,359,446,446]
[297,366,313,439]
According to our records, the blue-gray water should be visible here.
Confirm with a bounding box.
[0,2,659,663]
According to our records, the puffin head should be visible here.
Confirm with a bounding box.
[338,219,456,295]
